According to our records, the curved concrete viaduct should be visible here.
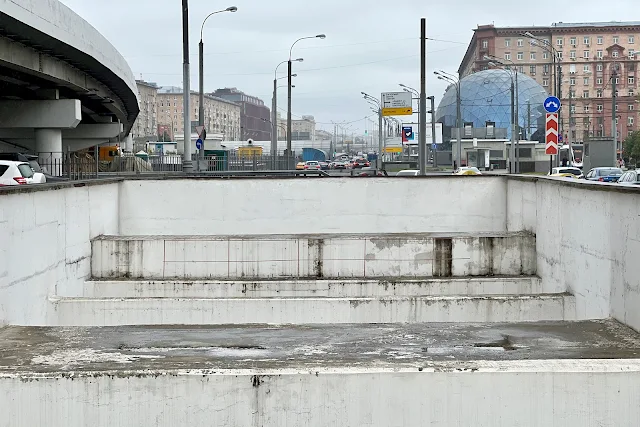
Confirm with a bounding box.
[0,0,139,170]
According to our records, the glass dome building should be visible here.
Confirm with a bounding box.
[436,69,549,142]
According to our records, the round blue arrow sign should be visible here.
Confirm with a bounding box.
[544,96,561,113]
[196,139,203,150]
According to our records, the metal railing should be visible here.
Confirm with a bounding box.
[34,151,299,180]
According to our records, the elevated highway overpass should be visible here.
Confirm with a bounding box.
[0,0,138,169]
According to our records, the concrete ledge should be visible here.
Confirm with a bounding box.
[81,276,543,299]
[49,293,575,326]
[91,232,537,280]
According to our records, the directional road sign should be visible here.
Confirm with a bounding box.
[196,138,203,150]
[543,96,561,114]
[382,92,413,116]
[545,113,559,155]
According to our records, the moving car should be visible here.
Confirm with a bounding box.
[617,169,640,186]
[304,161,321,170]
[330,161,347,170]
[585,167,623,182]
[396,170,419,177]
[351,158,370,169]
[352,167,387,177]
[0,160,38,186]
[549,167,584,179]
[295,162,306,170]
[455,167,482,175]
[318,161,329,170]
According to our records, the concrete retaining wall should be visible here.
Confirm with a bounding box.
[91,232,536,280]
[2,363,639,426]
[118,178,508,235]
[506,178,640,331]
[0,183,118,325]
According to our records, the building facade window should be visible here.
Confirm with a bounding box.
[505,39,511,47]
[583,90,590,98]
[505,52,511,60]
[597,64,603,71]
[584,36,591,45]
[570,105,576,113]
[543,64,550,73]
[584,77,589,85]
[530,65,536,74]
[584,50,590,59]
[629,117,634,126]
[517,52,524,60]
[584,105,590,112]
[543,51,549,59]
[597,50,604,58]
[629,35,635,44]
[597,90,603,97]
[557,38,564,47]
[597,77,603,85]
[530,52,536,60]
[613,50,619,58]
[613,36,619,44]
[570,50,576,59]
[584,64,591,73]
[597,36,603,44]
[570,77,576,85]
[570,37,577,46]
[629,76,635,85]
[517,38,523,47]
[482,39,488,49]
[597,104,603,112]
[629,89,635,97]
[542,79,549,87]
[630,104,635,111]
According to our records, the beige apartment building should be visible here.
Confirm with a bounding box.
[156,86,241,141]
[459,22,640,150]
[131,80,159,141]
[276,113,317,140]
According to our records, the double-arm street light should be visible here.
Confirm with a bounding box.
[362,92,383,168]
[484,54,520,173]
[434,71,461,170]
[287,34,326,161]
[197,6,237,170]
[273,59,301,161]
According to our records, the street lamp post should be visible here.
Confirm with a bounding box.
[362,92,383,169]
[435,71,461,170]
[181,0,193,172]
[287,35,326,166]
[485,55,520,173]
[273,60,300,166]
[198,6,237,171]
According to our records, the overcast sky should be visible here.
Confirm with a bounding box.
[60,0,634,134]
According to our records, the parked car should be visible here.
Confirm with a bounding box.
[0,160,38,186]
[455,167,482,175]
[396,170,419,176]
[549,173,576,179]
[617,169,640,186]
[549,167,584,179]
[585,167,623,182]
[304,161,321,170]
[0,153,47,183]
[318,161,330,170]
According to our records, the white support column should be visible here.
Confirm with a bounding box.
[35,129,63,176]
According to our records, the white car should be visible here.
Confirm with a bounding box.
[0,160,42,186]
[396,170,419,176]
[617,169,640,186]
[549,167,584,179]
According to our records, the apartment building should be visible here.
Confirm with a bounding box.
[277,113,317,141]
[459,22,640,148]
[212,88,271,141]
[156,86,241,140]
[131,80,159,141]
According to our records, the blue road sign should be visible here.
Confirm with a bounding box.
[402,126,414,142]
[196,138,203,150]
[432,143,437,151]
[544,96,561,113]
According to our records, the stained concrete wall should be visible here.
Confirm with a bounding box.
[118,178,508,235]
[0,183,118,325]
[507,178,640,331]
[1,363,639,427]
[91,233,535,280]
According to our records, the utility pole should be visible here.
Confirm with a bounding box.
[287,59,292,165]
[510,79,516,173]
[527,101,531,139]
[378,108,383,169]
[181,0,193,172]
[612,66,618,166]
[271,79,277,168]
[568,89,573,166]
[419,18,427,176]
[456,82,462,170]
[429,96,437,168]
[198,39,204,172]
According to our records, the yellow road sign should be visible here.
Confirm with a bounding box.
[384,147,403,153]
[382,107,413,116]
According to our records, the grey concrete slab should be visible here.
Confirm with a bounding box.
[0,320,638,374]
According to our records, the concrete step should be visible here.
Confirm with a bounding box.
[91,232,537,280]
[80,276,543,299]
[49,293,575,326]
